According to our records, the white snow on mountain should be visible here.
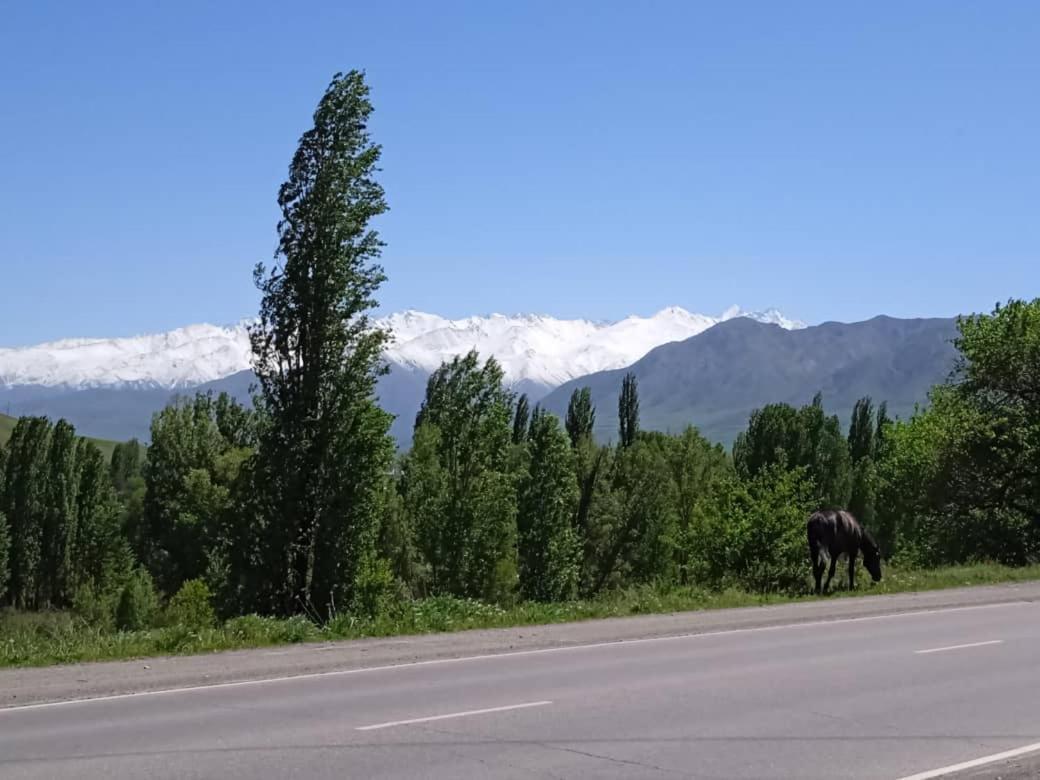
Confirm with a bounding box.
[0,306,805,390]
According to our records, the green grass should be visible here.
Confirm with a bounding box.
[0,413,15,445]
[0,412,124,462]
[3,562,1039,670]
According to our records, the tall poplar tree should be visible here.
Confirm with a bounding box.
[246,71,394,617]
[41,419,78,606]
[410,351,517,602]
[848,397,876,463]
[512,394,530,444]
[565,387,596,447]
[618,373,640,448]
[875,401,891,453]
[517,412,580,601]
[0,510,9,603]
[1,417,51,608]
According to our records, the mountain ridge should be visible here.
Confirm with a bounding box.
[0,305,804,391]
[540,315,960,446]
[1,308,957,450]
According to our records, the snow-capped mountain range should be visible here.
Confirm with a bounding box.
[0,306,804,391]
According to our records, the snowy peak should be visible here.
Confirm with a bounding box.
[720,305,804,330]
[0,323,255,389]
[0,306,805,390]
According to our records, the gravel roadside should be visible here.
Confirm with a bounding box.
[2,580,1038,709]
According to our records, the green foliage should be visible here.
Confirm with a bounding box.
[0,422,133,612]
[164,579,216,631]
[5,561,1040,669]
[0,511,9,603]
[71,583,116,631]
[109,439,143,496]
[517,413,580,601]
[512,394,530,444]
[407,351,518,602]
[618,373,640,448]
[689,465,816,593]
[733,395,852,508]
[375,476,424,597]
[941,299,1040,555]
[41,419,78,607]
[115,568,159,632]
[565,387,596,447]
[1,416,51,608]
[846,397,884,540]
[848,456,878,532]
[73,439,134,598]
[142,393,249,596]
[591,436,678,592]
[245,70,395,620]
[875,401,891,452]
[870,300,1040,566]
[848,397,876,462]
[572,438,614,594]
[223,613,320,645]
[666,427,732,584]
[350,554,399,619]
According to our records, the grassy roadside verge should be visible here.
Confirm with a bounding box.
[3,563,1039,669]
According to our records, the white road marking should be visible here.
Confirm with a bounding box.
[0,600,1028,714]
[356,700,552,731]
[896,739,1040,779]
[914,639,1004,655]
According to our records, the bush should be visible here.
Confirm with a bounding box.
[687,465,815,593]
[165,579,215,630]
[224,614,287,643]
[154,624,208,654]
[115,568,159,631]
[72,584,115,631]
[352,556,401,619]
[278,615,320,643]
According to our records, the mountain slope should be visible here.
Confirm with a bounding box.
[0,412,15,445]
[0,411,124,461]
[540,316,960,446]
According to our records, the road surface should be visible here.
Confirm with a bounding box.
[2,590,1040,778]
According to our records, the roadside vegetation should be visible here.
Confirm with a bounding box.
[3,563,1038,668]
[2,71,1039,670]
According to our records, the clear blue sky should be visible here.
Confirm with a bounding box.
[2,1,1037,345]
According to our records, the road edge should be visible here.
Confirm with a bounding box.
[2,580,1037,710]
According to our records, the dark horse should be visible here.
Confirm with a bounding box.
[807,509,882,594]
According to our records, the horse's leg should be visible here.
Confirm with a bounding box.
[848,550,858,590]
[823,552,838,593]
[810,544,823,594]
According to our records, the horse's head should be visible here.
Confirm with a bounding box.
[862,531,882,582]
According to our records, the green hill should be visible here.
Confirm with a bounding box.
[0,413,15,446]
[0,411,125,463]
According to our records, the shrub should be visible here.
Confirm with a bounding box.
[72,584,115,631]
[115,568,159,631]
[352,556,400,619]
[224,614,287,643]
[165,579,216,630]
[278,615,320,643]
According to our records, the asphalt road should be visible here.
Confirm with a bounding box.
[3,598,1040,778]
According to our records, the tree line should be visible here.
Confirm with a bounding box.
[2,71,1038,629]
